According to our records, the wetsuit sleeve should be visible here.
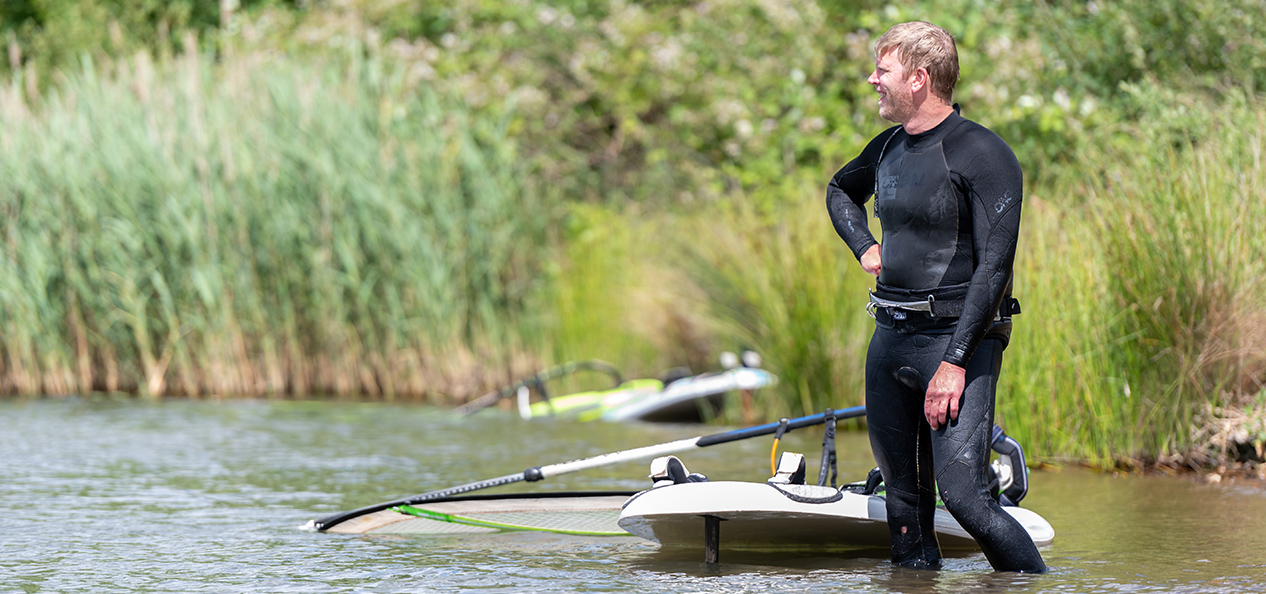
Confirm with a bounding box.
[943,130,1023,368]
[826,127,899,260]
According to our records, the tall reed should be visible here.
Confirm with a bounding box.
[674,183,876,421]
[534,204,681,380]
[1081,96,1266,458]
[1000,196,1129,464]
[0,44,549,398]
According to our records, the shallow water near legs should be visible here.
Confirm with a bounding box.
[2,398,1264,593]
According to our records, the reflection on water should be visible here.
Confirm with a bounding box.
[1,398,1264,593]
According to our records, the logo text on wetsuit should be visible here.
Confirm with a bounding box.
[995,190,1015,213]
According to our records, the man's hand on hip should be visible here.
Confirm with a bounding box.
[925,361,966,429]
[861,244,882,276]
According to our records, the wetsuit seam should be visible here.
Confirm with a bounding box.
[971,190,1021,230]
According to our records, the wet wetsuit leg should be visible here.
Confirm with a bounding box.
[865,326,942,568]
[932,337,1047,573]
[866,327,1046,572]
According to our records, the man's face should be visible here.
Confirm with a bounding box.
[867,50,914,124]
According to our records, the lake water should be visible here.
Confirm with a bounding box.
[2,398,1264,593]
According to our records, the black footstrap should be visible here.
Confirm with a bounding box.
[817,409,838,487]
[843,467,883,495]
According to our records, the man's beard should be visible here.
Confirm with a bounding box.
[878,89,913,124]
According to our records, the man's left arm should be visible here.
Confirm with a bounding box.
[925,131,1024,429]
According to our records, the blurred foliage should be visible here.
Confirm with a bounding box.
[1026,0,1265,97]
[6,0,1262,204]
[1,0,281,71]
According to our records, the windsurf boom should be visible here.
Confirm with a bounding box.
[304,409,861,533]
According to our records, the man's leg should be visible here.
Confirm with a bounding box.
[866,328,941,567]
[932,337,1047,572]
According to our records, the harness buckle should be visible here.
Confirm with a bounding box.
[868,291,934,315]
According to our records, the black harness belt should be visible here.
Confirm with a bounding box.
[868,292,1021,319]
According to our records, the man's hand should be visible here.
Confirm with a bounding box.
[925,361,966,429]
[861,244,882,276]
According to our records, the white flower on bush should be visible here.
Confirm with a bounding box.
[986,36,1013,59]
[757,0,798,30]
[798,116,825,134]
[512,85,547,109]
[410,62,435,82]
[653,39,683,69]
[1053,88,1071,111]
[599,20,625,46]
[1080,97,1097,116]
[713,99,746,125]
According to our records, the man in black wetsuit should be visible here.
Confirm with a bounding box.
[826,21,1046,573]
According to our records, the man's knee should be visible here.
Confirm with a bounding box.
[936,464,992,518]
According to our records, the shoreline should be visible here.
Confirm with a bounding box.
[1138,459,1266,484]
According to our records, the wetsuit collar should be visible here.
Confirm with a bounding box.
[904,108,964,149]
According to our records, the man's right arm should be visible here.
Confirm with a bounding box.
[825,127,898,261]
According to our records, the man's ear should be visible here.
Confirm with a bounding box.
[909,67,930,94]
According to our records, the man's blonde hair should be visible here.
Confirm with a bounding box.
[874,21,959,102]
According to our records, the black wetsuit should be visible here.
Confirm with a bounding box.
[826,108,1046,572]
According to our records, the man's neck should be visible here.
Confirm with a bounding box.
[902,102,955,135]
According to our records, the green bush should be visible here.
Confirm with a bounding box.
[1,0,282,72]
